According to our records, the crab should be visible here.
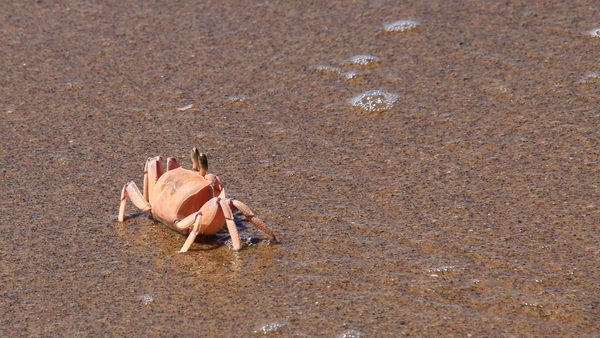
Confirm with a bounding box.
[118,148,277,252]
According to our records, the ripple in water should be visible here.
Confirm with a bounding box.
[383,20,419,32]
[350,90,398,112]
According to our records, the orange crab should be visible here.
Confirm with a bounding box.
[118,148,277,252]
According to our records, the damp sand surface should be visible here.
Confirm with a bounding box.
[2,1,600,336]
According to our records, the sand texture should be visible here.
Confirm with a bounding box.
[1,0,600,336]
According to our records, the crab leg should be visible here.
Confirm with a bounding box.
[166,157,180,171]
[118,181,152,222]
[143,156,164,202]
[230,199,277,242]
[176,197,220,252]
[177,211,203,253]
[174,210,201,232]
[220,198,242,250]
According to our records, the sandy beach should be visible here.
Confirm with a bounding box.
[1,0,599,336]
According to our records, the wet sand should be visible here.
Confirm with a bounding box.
[2,0,600,336]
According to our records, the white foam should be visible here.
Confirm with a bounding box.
[350,90,398,112]
[384,20,419,32]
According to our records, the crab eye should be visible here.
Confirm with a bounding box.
[199,153,208,171]
[190,148,200,160]
[190,148,202,171]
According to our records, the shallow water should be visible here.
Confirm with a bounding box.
[1,0,600,336]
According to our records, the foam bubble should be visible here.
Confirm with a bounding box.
[343,72,359,79]
[337,330,362,338]
[425,265,458,276]
[139,295,154,305]
[580,73,600,84]
[384,20,419,32]
[350,90,398,112]
[349,54,381,66]
[254,322,283,334]
[313,65,360,80]
[313,65,342,73]
[227,96,250,105]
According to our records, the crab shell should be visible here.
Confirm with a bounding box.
[151,167,225,235]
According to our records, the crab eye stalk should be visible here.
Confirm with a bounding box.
[199,153,208,177]
[190,148,201,171]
